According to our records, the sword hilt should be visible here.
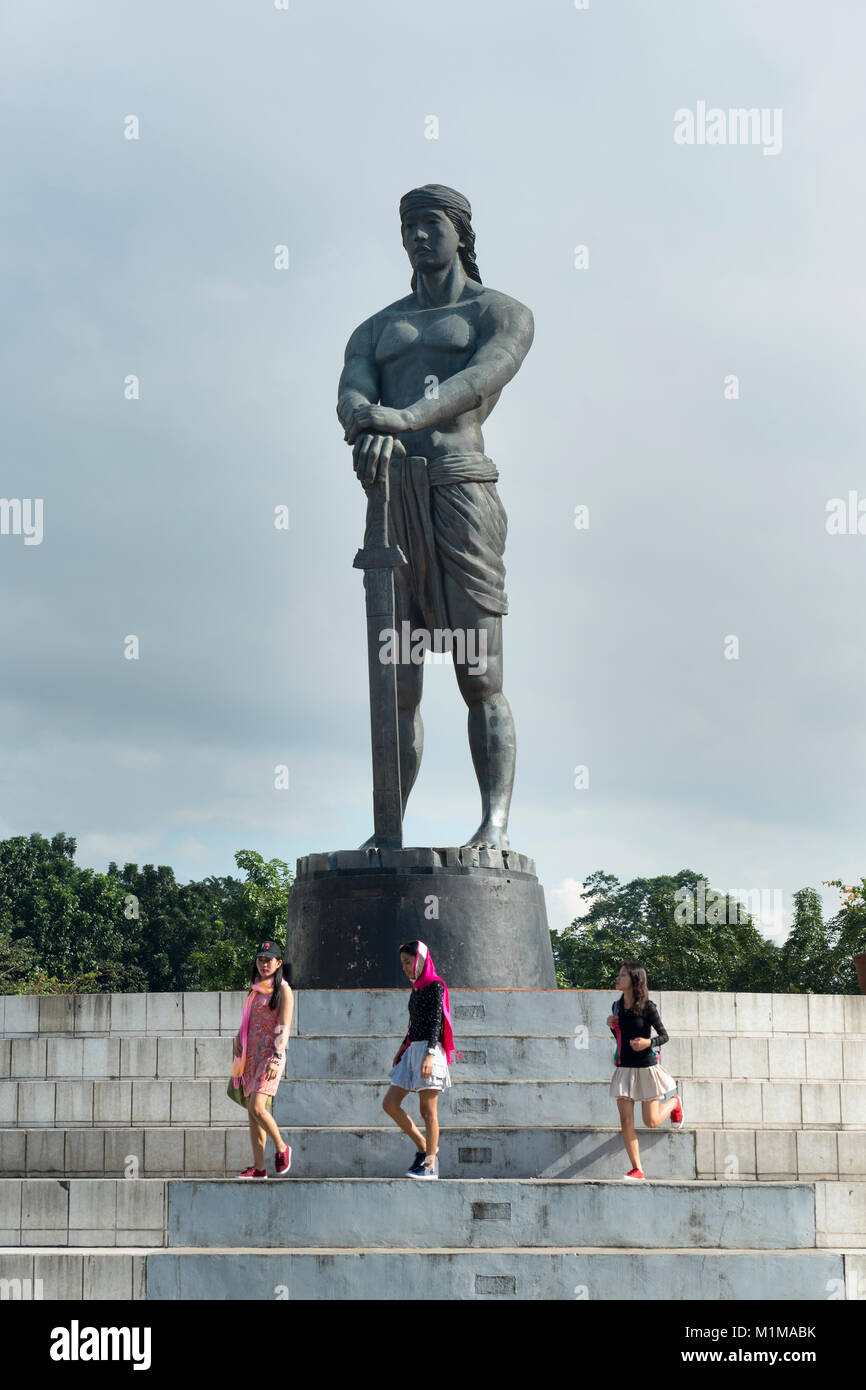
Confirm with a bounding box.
[353,439,408,571]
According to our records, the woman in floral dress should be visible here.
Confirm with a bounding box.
[232,941,294,1178]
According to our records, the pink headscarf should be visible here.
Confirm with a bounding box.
[411,941,461,1064]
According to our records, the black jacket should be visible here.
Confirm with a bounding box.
[612,997,669,1068]
[400,980,445,1052]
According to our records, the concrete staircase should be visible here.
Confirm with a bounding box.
[1,988,865,1299]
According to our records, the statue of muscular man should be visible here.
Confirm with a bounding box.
[337,185,534,851]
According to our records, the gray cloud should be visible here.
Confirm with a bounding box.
[1,0,862,933]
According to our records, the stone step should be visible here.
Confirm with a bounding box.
[294,989,866,1039]
[279,1078,866,1129]
[2,1037,238,1082]
[0,1250,147,1301]
[6,1033,863,1083]
[167,1178,865,1251]
[3,1176,864,1249]
[3,1076,865,1128]
[5,1033,866,1085]
[2,1247,863,1301]
[0,1078,236,1127]
[0,1125,692,1179]
[288,1034,866,1083]
[4,1125,866,1181]
[147,1246,866,1301]
[2,989,865,1040]
[0,1178,168,1246]
[0,992,249,1039]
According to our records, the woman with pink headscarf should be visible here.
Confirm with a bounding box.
[382,939,459,1179]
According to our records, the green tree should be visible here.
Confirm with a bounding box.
[0,834,294,994]
[552,869,782,992]
[778,888,835,992]
[816,879,866,993]
[187,850,293,990]
[105,861,239,992]
[0,832,134,990]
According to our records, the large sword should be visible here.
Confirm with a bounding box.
[352,438,408,849]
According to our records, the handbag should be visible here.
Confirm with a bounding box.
[226,1078,272,1112]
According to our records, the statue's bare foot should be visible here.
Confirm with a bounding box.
[462,821,510,851]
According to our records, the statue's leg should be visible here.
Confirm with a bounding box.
[394,574,425,814]
[442,574,514,851]
[396,638,424,814]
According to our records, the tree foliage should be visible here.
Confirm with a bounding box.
[552,869,864,994]
[0,833,293,994]
[0,833,133,992]
[768,879,866,994]
[186,851,294,991]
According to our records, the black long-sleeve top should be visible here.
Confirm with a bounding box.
[612,997,669,1068]
[399,980,445,1052]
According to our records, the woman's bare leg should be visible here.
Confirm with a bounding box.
[382,1085,426,1150]
[248,1107,267,1169]
[249,1095,286,1160]
[641,1096,678,1129]
[418,1090,439,1163]
[617,1097,641,1170]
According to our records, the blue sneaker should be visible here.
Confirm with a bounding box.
[405,1150,426,1177]
[409,1152,439,1180]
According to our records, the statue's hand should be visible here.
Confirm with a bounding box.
[353,433,405,485]
[345,403,409,444]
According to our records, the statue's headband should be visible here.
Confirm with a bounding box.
[399,184,472,222]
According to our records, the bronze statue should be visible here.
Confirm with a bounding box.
[337,185,534,851]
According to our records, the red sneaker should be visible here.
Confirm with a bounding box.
[623,1168,645,1181]
[670,1096,684,1128]
[236,1166,267,1179]
[274,1143,292,1176]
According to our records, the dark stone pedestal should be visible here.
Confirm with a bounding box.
[286,845,556,989]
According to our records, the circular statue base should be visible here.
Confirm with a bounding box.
[286,845,556,989]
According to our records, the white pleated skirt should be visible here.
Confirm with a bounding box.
[609,1064,677,1101]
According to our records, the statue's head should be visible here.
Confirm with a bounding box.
[399,184,482,290]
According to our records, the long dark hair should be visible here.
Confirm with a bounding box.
[250,956,292,1011]
[443,207,482,284]
[620,961,649,1017]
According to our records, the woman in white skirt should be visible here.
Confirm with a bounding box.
[382,939,459,1179]
[608,962,683,1180]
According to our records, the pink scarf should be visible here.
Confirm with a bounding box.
[231,979,274,1087]
[411,941,461,1064]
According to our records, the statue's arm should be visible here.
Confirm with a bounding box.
[336,318,379,432]
[401,297,534,432]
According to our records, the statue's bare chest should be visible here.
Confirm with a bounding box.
[374,310,478,368]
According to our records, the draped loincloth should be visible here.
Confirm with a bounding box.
[363,452,508,631]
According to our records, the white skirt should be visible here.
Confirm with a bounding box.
[388,1041,452,1092]
[609,1064,677,1101]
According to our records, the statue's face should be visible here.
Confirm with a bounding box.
[401,207,461,275]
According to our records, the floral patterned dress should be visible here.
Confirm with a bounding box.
[242,987,287,1098]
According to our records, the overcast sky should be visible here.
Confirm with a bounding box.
[2,0,864,941]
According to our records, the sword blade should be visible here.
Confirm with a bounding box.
[351,451,408,849]
[362,565,403,847]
